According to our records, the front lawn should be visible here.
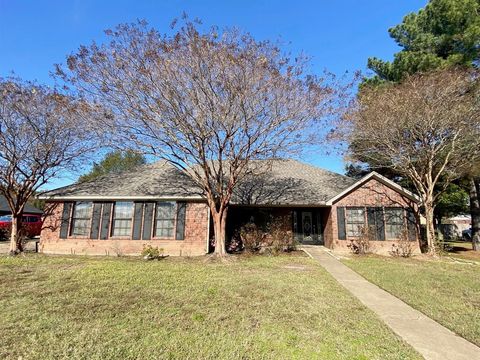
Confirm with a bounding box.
[0,254,420,359]
[442,239,480,261]
[343,256,480,347]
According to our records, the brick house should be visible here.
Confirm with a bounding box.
[39,159,420,256]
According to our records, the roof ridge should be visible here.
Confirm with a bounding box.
[283,158,353,179]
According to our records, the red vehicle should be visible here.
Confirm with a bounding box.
[0,214,43,238]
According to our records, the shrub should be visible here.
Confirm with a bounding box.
[141,245,165,260]
[264,216,297,255]
[227,231,243,253]
[239,222,265,253]
[390,230,414,258]
[238,216,297,255]
[347,226,374,255]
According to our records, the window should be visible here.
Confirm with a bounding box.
[71,202,93,236]
[385,208,404,239]
[346,208,365,237]
[155,202,175,238]
[111,202,134,237]
[22,216,40,223]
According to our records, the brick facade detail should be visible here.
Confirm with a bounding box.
[40,202,209,256]
[325,178,420,255]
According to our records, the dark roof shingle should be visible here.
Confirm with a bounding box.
[41,161,201,199]
[0,196,43,214]
[232,159,355,205]
[41,159,355,206]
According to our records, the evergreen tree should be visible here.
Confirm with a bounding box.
[78,150,146,183]
[352,0,480,251]
[365,0,480,85]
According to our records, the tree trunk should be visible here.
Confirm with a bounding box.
[424,199,437,256]
[8,214,22,255]
[469,177,480,251]
[211,208,228,256]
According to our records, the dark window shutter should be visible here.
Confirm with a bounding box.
[142,202,154,240]
[374,207,385,241]
[59,202,72,239]
[292,210,300,241]
[292,210,297,234]
[337,207,346,240]
[297,211,303,241]
[100,203,112,240]
[175,202,187,240]
[89,203,102,239]
[132,202,144,240]
[367,207,376,239]
[407,208,417,241]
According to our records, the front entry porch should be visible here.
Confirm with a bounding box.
[226,206,329,247]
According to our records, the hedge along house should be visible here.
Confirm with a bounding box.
[39,159,421,256]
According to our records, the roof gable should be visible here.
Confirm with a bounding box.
[325,171,420,205]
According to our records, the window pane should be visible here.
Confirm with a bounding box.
[114,202,134,218]
[346,208,365,237]
[385,208,404,239]
[155,202,175,238]
[111,202,133,237]
[157,202,175,218]
[112,219,132,236]
[71,202,92,236]
[72,219,90,236]
[74,202,92,218]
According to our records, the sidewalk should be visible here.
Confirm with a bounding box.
[302,246,480,360]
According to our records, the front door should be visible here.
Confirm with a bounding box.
[302,211,314,244]
[294,210,324,245]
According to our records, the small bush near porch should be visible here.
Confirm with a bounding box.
[0,254,420,359]
[343,256,480,347]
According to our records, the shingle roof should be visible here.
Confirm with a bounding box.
[40,159,356,206]
[41,161,202,200]
[232,159,356,205]
[0,196,43,214]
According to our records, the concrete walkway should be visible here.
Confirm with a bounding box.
[302,246,480,360]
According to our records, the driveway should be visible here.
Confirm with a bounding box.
[0,238,38,254]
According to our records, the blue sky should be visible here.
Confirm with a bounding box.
[0,0,426,188]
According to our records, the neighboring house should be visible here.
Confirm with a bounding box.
[39,159,420,256]
[438,215,471,240]
[0,195,43,216]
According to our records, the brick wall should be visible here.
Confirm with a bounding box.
[322,208,333,248]
[326,178,420,255]
[40,202,209,256]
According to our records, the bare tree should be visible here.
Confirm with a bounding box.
[344,68,480,255]
[467,174,480,251]
[0,78,99,254]
[56,19,340,255]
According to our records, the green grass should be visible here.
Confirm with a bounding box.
[0,253,420,360]
[343,256,480,347]
[442,240,480,261]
